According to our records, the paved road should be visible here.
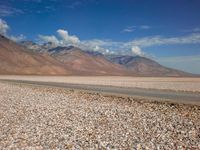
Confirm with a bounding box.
[1,79,200,105]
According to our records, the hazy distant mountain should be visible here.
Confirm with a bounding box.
[1,37,130,75]
[20,41,56,53]
[20,41,43,52]
[85,51,104,57]
[0,35,70,75]
[48,46,75,55]
[48,46,131,75]
[108,55,192,77]
[3,38,195,76]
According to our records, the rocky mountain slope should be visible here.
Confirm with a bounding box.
[0,37,195,76]
[0,35,70,75]
[108,55,192,76]
[0,35,130,75]
[48,46,132,75]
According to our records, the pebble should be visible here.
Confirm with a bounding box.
[0,82,200,149]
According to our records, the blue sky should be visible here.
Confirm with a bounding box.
[0,0,200,73]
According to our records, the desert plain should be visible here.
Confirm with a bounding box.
[1,75,200,92]
[0,76,200,149]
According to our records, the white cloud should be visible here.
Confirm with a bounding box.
[0,18,26,42]
[38,35,59,45]
[122,26,135,33]
[123,28,134,33]
[105,49,110,53]
[80,39,116,54]
[122,25,150,33]
[182,27,200,33]
[0,5,23,17]
[39,28,200,55]
[125,33,200,48]
[9,34,26,42]
[57,29,80,45]
[0,18,9,35]
[39,29,119,54]
[81,39,112,48]
[131,46,145,56]
[94,45,100,51]
[85,33,200,54]
[39,29,81,48]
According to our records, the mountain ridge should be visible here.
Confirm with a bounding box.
[0,35,71,75]
[0,36,197,76]
[108,55,192,77]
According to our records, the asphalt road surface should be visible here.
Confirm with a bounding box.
[1,79,200,105]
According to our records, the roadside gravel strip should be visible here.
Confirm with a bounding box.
[1,79,200,106]
[0,82,200,149]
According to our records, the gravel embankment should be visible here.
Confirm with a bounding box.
[0,82,200,149]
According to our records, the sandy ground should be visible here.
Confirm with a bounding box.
[0,81,200,149]
[0,75,200,92]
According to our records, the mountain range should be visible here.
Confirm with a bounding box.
[0,35,70,75]
[0,34,195,76]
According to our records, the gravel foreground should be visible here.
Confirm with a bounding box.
[0,82,200,150]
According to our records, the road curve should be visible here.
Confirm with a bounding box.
[1,79,200,105]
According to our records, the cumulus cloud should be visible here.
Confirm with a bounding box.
[57,29,80,45]
[9,34,26,42]
[38,35,59,45]
[0,18,26,41]
[0,18,9,35]
[94,45,100,51]
[39,30,112,54]
[38,29,80,47]
[131,46,145,56]
[80,39,115,54]
[39,28,200,55]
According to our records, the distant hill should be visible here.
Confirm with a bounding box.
[48,46,131,75]
[20,41,56,53]
[1,36,196,76]
[0,35,70,75]
[108,55,193,77]
[1,36,130,75]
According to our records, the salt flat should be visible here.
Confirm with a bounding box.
[0,81,200,149]
[0,75,200,92]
